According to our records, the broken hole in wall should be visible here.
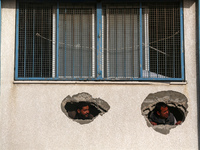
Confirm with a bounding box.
[141,90,188,135]
[61,92,110,124]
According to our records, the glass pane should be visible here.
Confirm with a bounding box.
[103,4,140,79]
[59,6,95,79]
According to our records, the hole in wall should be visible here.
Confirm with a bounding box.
[61,92,110,124]
[141,90,188,135]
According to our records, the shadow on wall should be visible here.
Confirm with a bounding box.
[61,92,110,124]
[141,90,188,135]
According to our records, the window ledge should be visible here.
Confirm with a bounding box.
[13,81,187,85]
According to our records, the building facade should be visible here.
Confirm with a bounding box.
[0,0,199,149]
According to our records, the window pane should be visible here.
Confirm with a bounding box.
[103,3,181,80]
[103,4,140,79]
[59,6,95,79]
[143,3,181,78]
[18,3,53,78]
[16,2,183,81]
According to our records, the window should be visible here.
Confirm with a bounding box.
[15,1,184,81]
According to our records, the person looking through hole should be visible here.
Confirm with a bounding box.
[148,102,182,125]
[75,102,94,120]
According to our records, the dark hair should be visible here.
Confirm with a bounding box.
[77,101,89,110]
[154,102,168,112]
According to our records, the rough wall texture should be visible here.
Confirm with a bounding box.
[0,0,198,150]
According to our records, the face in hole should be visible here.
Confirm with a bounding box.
[77,105,90,118]
[157,106,169,119]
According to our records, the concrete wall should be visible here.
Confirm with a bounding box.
[0,0,198,149]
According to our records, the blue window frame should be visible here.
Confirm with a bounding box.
[15,1,184,81]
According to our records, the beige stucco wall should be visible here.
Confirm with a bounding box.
[0,0,198,150]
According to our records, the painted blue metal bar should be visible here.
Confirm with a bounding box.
[140,2,143,78]
[180,1,184,80]
[32,9,35,77]
[15,77,184,81]
[15,2,19,79]
[56,2,59,79]
[96,2,102,80]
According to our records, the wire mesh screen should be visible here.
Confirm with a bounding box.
[103,4,140,79]
[143,3,181,78]
[16,2,182,81]
[103,3,181,80]
[18,3,53,78]
[59,5,96,79]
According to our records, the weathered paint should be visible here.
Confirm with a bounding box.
[180,1,185,80]
[15,2,19,79]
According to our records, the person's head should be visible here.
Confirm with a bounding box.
[155,102,169,119]
[77,102,90,119]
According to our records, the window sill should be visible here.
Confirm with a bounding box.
[13,80,187,85]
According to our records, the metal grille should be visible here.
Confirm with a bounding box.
[59,5,96,79]
[16,2,182,81]
[103,3,181,79]
[143,3,181,78]
[18,3,53,78]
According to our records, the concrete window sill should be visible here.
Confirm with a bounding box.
[13,81,187,85]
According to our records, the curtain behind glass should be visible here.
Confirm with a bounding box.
[59,8,94,79]
[104,7,140,79]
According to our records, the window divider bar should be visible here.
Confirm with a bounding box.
[140,2,143,78]
[15,2,19,79]
[96,2,102,80]
[180,1,184,80]
[56,2,59,79]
